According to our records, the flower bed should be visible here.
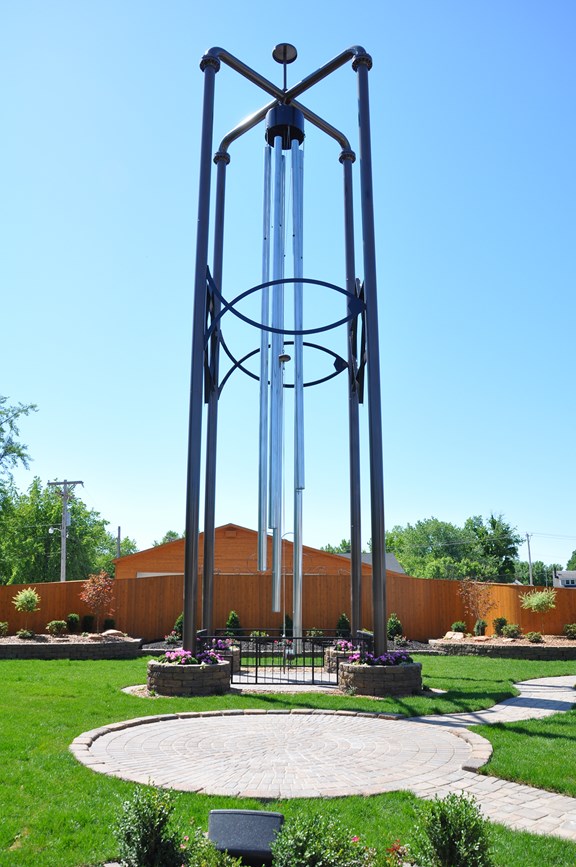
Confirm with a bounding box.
[0,634,142,660]
[147,649,231,696]
[338,651,422,697]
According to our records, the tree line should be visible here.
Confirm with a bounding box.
[325,514,570,584]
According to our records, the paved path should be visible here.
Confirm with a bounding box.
[71,675,576,841]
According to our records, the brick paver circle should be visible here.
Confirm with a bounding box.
[73,711,473,799]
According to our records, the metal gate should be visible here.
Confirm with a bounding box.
[200,634,340,687]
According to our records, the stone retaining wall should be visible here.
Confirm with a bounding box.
[338,662,422,697]
[147,659,230,696]
[0,638,143,660]
[429,640,576,660]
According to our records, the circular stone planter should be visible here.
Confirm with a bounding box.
[217,646,240,674]
[338,662,422,697]
[325,648,353,673]
[147,659,230,696]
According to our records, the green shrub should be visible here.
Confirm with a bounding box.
[336,612,351,637]
[414,792,494,867]
[387,612,403,640]
[450,620,467,633]
[173,612,184,638]
[306,627,324,638]
[473,619,487,636]
[526,631,543,643]
[0,622,8,637]
[393,635,410,647]
[16,629,34,639]
[12,587,41,631]
[103,617,116,631]
[115,786,183,867]
[492,616,507,636]
[502,623,521,639]
[250,630,268,638]
[271,813,372,867]
[180,821,242,867]
[81,614,95,632]
[563,623,576,640]
[66,613,80,633]
[46,620,67,636]
[225,610,241,636]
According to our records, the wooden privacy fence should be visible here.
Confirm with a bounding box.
[1,573,576,642]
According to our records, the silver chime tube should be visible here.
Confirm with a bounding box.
[269,135,285,611]
[291,139,304,641]
[258,146,271,571]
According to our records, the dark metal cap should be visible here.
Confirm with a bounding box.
[265,103,304,149]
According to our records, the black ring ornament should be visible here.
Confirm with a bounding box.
[217,338,350,396]
[205,269,365,345]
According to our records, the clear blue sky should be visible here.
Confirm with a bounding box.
[2,1,575,568]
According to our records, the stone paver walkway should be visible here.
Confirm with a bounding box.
[71,675,576,841]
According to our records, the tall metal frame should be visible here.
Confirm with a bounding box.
[183,45,388,655]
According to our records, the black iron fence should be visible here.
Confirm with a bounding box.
[197,630,374,686]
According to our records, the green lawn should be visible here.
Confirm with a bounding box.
[0,655,575,866]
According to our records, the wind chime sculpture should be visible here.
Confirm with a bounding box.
[183,44,388,655]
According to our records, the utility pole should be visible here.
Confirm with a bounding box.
[526,532,533,586]
[48,480,84,582]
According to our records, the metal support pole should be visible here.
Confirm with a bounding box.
[258,146,272,571]
[341,151,363,636]
[354,53,387,654]
[202,152,229,632]
[292,140,304,644]
[184,55,219,654]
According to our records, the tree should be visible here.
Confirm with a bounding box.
[566,550,576,571]
[385,514,522,581]
[153,530,184,547]
[385,518,475,579]
[463,514,522,579]
[0,397,37,489]
[0,478,126,584]
[520,588,556,633]
[459,578,497,627]
[320,539,351,554]
[79,571,115,632]
[513,560,562,586]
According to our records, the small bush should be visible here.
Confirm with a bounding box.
[115,786,183,867]
[502,623,522,639]
[336,612,351,637]
[0,622,8,637]
[46,620,67,636]
[17,629,34,639]
[393,635,410,647]
[103,617,116,631]
[306,627,324,638]
[271,813,372,867]
[492,616,507,636]
[225,610,241,636]
[164,630,180,646]
[450,620,467,633]
[66,613,80,633]
[473,619,487,636]
[12,587,41,631]
[526,631,543,643]
[81,614,95,632]
[387,612,403,640]
[414,792,494,867]
[181,821,242,867]
[173,612,184,638]
[563,623,576,640]
[250,630,268,638]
